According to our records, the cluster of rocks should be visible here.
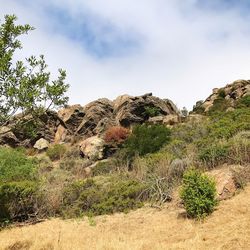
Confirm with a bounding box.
[193,79,250,112]
[0,93,180,158]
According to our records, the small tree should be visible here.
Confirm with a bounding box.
[0,14,69,130]
[180,168,217,219]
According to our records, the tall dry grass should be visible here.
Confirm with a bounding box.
[1,185,250,250]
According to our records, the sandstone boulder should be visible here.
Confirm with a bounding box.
[34,138,49,150]
[79,136,105,161]
[0,126,19,147]
[207,166,239,200]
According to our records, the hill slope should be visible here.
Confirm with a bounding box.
[1,185,250,250]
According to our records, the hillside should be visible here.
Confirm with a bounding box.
[0,79,249,250]
[1,184,250,250]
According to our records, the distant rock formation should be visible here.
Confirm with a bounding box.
[193,79,250,113]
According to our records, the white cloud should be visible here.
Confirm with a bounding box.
[1,0,250,110]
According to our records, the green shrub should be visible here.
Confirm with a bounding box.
[47,144,67,161]
[92,161,117,176]
[227,131,250,164]
[236,95,250,108]
[0,147,40,224]
[0,147,37,182]
[198,143,229,168]
[123,124,171,157]
[208,97,231,114]
[0,181,39,222]
[62,177,147,217]
[143,106,161,118]
[180,168,217,219]
[218,89,226,98]
[207,108,250,139]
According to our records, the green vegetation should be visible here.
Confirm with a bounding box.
[237,95,250,108]
[123,124,171,157]
[0,147,37,182]
[180,169,217,219]
[143,106,161,117]
[47,144,67,161]
[0,147,39,224]
[62,177,147,217]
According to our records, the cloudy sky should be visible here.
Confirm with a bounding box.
[1,0,250,110]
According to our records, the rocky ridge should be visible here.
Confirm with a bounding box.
[0,93,180,148]
[193,79,250,113]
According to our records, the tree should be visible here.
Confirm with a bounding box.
[0,14,69,129]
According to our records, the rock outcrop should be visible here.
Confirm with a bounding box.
[0,93,179,147]
[193,79,250,113]
[54,93,179,143]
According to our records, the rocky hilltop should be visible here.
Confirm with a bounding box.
[0,93,180,148]
[193,79,250,113]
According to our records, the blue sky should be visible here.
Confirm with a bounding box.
[1,0,250,109]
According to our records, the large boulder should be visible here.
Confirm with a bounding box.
[79,136,105,161]
[113,93,179,127]
[207,165,240,200]
[0,126,19,147]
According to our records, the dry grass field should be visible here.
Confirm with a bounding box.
[1,186,250,250]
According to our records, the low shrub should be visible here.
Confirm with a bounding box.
[208,97,231,115]
[104,126,130,144]
[0,147,37,182]
[180,168,217,219]
[0,147,40,223]
[0,181,39,222]
[62,177,147,217]
[46,144,67,161]
[92,161,117,176]
[143,106,161,118]
[228,131,250,164]
[207,108,250,139]
[123,124,171,158]
[236,95,250,108]
[198,143,229,168]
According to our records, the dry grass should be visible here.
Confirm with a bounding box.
[1,186,250,250]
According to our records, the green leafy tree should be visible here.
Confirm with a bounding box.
[0,14,69,129]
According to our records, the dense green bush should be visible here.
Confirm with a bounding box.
[0,147,37,182]
[236,95,250,108]
[47,144,67,161]
[0,181,38,222]
[62,177,147,217]
[123,124,171,158]
[143,106,161,118]
[0,147,39,223]
[180,168,217,219]
[207,108,250,139]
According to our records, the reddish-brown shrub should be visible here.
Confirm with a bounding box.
[104,126,130,143]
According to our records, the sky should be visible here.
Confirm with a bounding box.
[1,0,250,110]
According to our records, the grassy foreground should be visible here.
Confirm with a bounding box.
[1,185,249,250]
